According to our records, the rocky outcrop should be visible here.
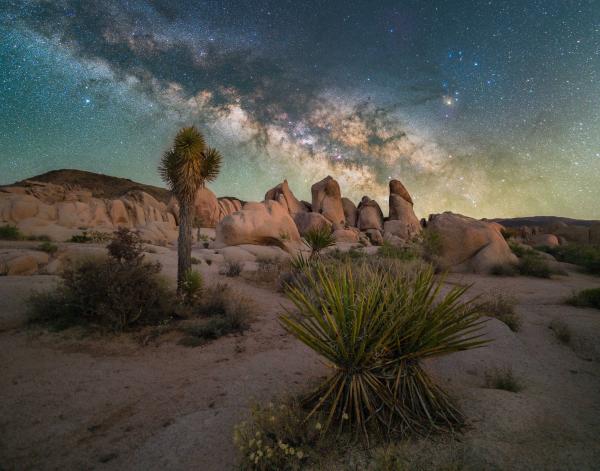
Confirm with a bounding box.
[293,212,332,236]
[357,196,384,231]
[333,228,360,244]
[427,212,518,274]
[528,233,560,248]
[193,187,243,228]
[215,200,301,250]
[342,198,358,227]
[310,176,345,225]
[0,181,178,244]
[265,180,306,216]
[387,179,421,240]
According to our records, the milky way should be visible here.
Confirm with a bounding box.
[1,0,599,219]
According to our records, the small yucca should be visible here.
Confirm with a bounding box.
[280,262,487,439]
[302,226,336,260]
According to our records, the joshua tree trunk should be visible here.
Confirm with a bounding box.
[177,197,194,292]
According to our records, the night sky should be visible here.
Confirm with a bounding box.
[1,1,599,219]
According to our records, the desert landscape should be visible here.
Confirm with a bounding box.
[2,1,600,470]
[1,166,599,470]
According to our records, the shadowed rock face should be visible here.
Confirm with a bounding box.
[386,179,421,241]
[264,180,306,216]
[214,200,301,250]
[357,196,384,231]
[342,197,358,227]
[310,176,345,225]
[427,212,518,274]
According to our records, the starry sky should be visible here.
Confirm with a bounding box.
[1,0,599,219]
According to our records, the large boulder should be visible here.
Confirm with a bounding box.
[265,180,306,216]
[427,212,518,274]
[194,187,220,228]
[357,196,383,231]
[333,228,360,244]
[342,197,358,227]
[387,179,421,240]
[528,233,560,248]
[310,176,345,225]
[293,212,332,236]
[215,200,301,250]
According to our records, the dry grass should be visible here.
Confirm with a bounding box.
[478,291,521,332]
[549,319,571,344]
[484,367,524,393]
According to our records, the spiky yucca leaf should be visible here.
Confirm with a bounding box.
[302,226,336,259]
[200,147,222,183]
[280,262,487,439]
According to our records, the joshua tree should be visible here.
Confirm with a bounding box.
[159,126,221,291]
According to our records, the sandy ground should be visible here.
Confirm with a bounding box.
[1,245,600,470]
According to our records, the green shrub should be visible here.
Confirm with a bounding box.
[37,241,58,255]
[69,232,93,243]
[422,229,443,257]
[377,241,419,261]
[0,225,23,240]
[541,244,600,275]
[222,260,242,277]
[490,263,518,277]
[28,232,174,332]
[508,241,530,258]
[517,252,552,278]
[179,284,251,346]
[181,269,203,305]
[549,319,571,344]
[281,263,486,438]
[567,288,600,309]
[302,226,336,259]
[107,228,143,262]
[478,292,521,331]
[484,367,523,392]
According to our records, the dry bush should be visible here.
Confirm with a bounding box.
[484,367,523,393]
[549,319,571,344]
[478,291,521,332]
[222,260,243,277]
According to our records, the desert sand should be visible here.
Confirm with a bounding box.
[1,241,599,470]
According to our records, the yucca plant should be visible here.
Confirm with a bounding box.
[302,226,336,260]
[159,126,221,291]
[280,262,487,440]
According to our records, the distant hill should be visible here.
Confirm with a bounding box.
[492,216,599,228]
[8,169,172,203]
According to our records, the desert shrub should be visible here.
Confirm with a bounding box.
[325,247,367,263]
[234,399,328,470]
[478,291,521,332]
[69,232,92,243]
[549,319,571,344]
[37,241,58,254]
[541,244,600,275]
[179,284,251,345]
[377,241,419,261]
[421,229,443,257]
[500,227,519,240]
[222,260,242,277]
[0,224,23,240]
[566,288,600,309]
[181,269,203,305]
[508,241,529,258]
[107,228,144,262]
[484,367,523,392]
[28,232,174,332]
[191,256,201,265]
[490,263,518,277]
[253,256,286,284]
[302,226,336,259]
[517,252,552,278]
[281,263,486,439]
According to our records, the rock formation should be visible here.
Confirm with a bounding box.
[310,176,345,225]
[426,212,518,273]
[386,179,421,240]
[214,200,301,250]
[341,197,358,227]
[293,212,332,236]
[356,196,384,231]
[264,180,306,216]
